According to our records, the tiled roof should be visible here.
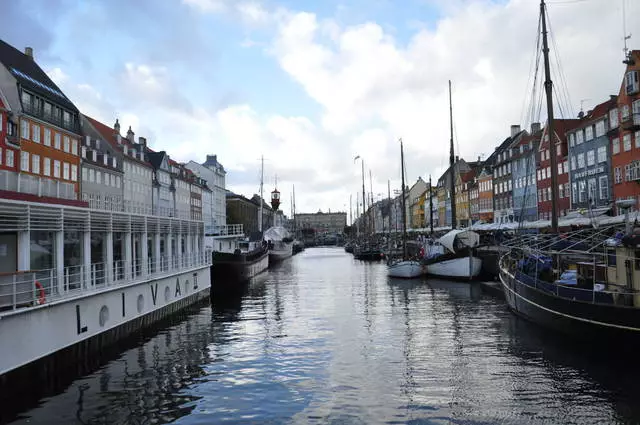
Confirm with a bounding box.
[83,114,151,166]
[0,39,78,112]
[540,118,581,148]
[585,96,617,121]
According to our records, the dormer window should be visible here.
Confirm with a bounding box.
[625,70,639,95]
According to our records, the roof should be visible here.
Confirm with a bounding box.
[147,151,167,170]
[583,96,617,122]
[460,170,475,183]
[540,119,581,149]
[0,39,78,112]
[83,114,151,167]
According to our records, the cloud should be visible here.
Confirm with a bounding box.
[32,0,636,216]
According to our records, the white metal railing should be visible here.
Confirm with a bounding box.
[207,224,244,236]
[0,252,211,312]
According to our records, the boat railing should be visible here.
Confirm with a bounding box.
[499,248,640,307]
[0,252,211,313]
[206,224,244,237]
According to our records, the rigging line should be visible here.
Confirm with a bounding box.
[521,12,543,128]
[546,8,575,118]
[552,85,566,119]
[529,36,543,125]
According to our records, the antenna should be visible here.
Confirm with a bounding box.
[623,0,632,60]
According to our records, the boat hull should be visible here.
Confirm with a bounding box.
[500,267,640,341]
[211,249,269,285]
[426,256,482,279]
[388,261,424,278]
[269,244,293,264]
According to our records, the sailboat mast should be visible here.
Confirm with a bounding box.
[361,160,366,236]
[429,175,434,234]
[400,139,408,260]
[259,155,264,232]
[541,0,559,233]
[387,179,392,254]
[449,80,457,229]
[369,169,375,233]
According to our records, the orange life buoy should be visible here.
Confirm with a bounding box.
[35,281,46,305]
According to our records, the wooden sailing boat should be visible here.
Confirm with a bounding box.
[387,139,424,278]
[423,81,482,279]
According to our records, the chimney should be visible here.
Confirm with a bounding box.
[531,122,541,134]
[24,47,33,60]
[138,136,147,149]
[114,118,121,134]
[126,126,135,142]
[510,124,521,137]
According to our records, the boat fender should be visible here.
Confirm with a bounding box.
[419,247,425,258]
[35,281,46,305]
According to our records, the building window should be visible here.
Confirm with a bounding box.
[610,108,619,128]
[587,150,595,167]
[571,156,576,171]
[89,169,95,182]
[32,124,40,143]
[615,166,622,184]
[31,154,40,174]
[599,175,609,200]
[585,126,593,141]
[54,133,61,150]
[612,138,620,154]
[636,130,640,149]
[44,128,51,146]
[597,146,607,163]
[71,164,77,181]
[82,168,87,181]
[569,133,575,147]
[576,131,584,145]
[43,157,51,176]
[558,163,563,175]
[546,166,551,178]
[21,120,30,140]
[572,182,577,204]
[20,151,29,172]
[63,136,70,153]
[595,120,605,137]
[6,150,14,167]
[624,164,631,181]
[556,144,562,156]
[588,178,596,203]
[578,181,586,203]
[621,105,630,121]
[623,133,632,151]
[53,160,60,178]
[63,162,69,180]
[96,171,102,184]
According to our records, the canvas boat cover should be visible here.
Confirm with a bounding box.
[437,229,480,253]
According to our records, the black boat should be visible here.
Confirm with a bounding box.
[209,230,269,290]
[353,242,383,261]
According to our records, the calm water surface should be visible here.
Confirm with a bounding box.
[8,247,640,424]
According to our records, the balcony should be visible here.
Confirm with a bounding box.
[22,102,79,133]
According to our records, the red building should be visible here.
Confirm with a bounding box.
[537,119,579,220]
[0,96,18,174]
[611,50,640,213]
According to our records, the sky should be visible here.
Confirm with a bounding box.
[2,0,639,221]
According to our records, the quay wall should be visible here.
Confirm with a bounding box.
[0,266,210,378]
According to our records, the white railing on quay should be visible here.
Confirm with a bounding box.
[206,224,244,237]
[0,252,211,313]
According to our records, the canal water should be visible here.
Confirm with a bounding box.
[6,247,640,424]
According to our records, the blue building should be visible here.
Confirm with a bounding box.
[566,98,616,211]
[511,125,541,223]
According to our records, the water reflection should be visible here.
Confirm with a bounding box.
[7,247,640,424]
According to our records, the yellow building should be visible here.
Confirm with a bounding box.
[411,191,426,229]
[454,171,475,228]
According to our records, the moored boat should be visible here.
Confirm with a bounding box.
[265,226,293,264]
[424,229,482,279]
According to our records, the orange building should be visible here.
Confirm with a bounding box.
[477,167,493,223]
[0,95,18,174]
[611,50,640,213]
[0,41,84,206]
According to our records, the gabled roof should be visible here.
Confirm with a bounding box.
[583,96,617,123]
[540,119,580,149]
[0,39,77,112]
[83,114,152,167]
[147,151,168,170]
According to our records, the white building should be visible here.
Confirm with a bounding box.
[186,155,227,232]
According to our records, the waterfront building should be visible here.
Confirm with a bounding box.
[147,149,174,217]
[84,116,154,215]
[405,177,428,229]
[469,177,479,224]
[226,192,275,235]
[611,50,640,213]
[185,155,227,232]
[436,158,472,227]
[423,185,438,229]
[477,167,494,223]
[410,190,426,229]
[80,115,124,211]
[0,95,18,177]
[296,211,347,235]
[566,98,616,211]
[537,119,578,220]
[455,170,475,227]
[0,41,83,205]
[493,126,525,224]
[512,127,540,223]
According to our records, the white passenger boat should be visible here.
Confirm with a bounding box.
[264,226,293,264]
[424,230,482,279]
[388,260,424,278]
